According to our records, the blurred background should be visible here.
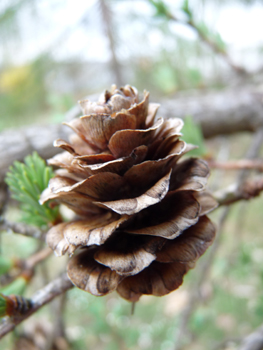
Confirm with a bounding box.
[1,0,263,349]
[1,0,262,130]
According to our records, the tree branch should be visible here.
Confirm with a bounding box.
[1,86,263,184]
[237,323,263,350]
[159,87,263,139]
[0,274,73,339]
[214,176,263,206]
[207,159,263,172]
[185,18,247,75]
[0,219,45,240]
[99,0,123,86]
[23,247,52,271]
[156,2,247,75]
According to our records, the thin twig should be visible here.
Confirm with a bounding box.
[238,127,263,183]
[0,274,73,339]
[99,0,123,86]
[186,18,247,75]
[174,207,230,350]
[207,159,263,172]
[214,127,263,207]
[214,176,263,206]
[45,293,69,350]
[0,219,45,240]
[165,9,247,75]
[0,185,8,217]
[53,293,68,338]
[237,323,263,350]
[23,247,52,271]
[1,247,53,286]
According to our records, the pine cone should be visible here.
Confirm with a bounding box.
[40,85,217,302]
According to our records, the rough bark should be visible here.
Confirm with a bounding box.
[159,86,263,138]
[1,85,263,183]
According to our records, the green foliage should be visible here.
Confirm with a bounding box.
[67,288,173,350]
[0,256,13,276]
[0,277,27,296]
[148,0,170,17]
[0,294,8,317]
[181,0,192,19]
[47,92,75,124]
[5,152,59,227]
[196,21,210,37]
[187,68,203,86]
[196,22,227,53]
[214,32,227,52]
[0,55,52,130]
[182,115,206,156]
[0,0,32,40]
[152,65,177,93]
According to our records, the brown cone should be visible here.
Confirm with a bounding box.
[40,85,217,301]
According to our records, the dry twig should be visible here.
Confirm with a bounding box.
[237,323,263,350]
[99,0,123,86]
[185,18,247,75]
[214,176,263,206]
[207,159,263,172]
[173,207,230,350]
[0,220,44,240]
[0,274,73,339]
[163,8,247,75]
[1,86,263,184]
[23,247,52,271]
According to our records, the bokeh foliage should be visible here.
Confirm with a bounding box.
[1,0,261,130]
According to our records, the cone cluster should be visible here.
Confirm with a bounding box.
[40,85,217,302]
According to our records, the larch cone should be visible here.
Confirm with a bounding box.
[40,85,217,302]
